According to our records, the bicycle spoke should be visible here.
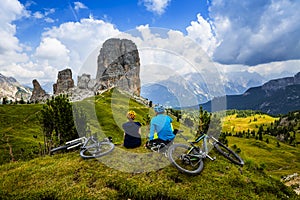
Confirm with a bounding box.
[168,143,204,174]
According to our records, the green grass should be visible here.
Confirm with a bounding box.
[0,150,297,200]
[0,90,299,199]
[0,104,44,164]
[222,114,278,133]
[230,135,300,178]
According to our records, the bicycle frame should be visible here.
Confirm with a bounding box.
[182,133,216,161]
[65,137,87,150]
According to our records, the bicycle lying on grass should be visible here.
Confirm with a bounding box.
[168,131,244,175]
[50,135,115,159]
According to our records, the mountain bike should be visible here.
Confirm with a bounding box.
[168,131,244,175]
[50,135,115,159]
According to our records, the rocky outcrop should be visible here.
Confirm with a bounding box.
[77,74,96,90]
[96,38,141,96]
[53,69,74,95]
[30,79,50,103]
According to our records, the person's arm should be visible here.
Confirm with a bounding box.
[168,116,174,131]
[149,121,155,140]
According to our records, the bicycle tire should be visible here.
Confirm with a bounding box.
[214,141,244,166]
[50,145,68,154]
[168,143,204,175]
[80,142,114,159]
[50,140,82,154]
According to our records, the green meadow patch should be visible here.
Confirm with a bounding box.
[222,113,279,133]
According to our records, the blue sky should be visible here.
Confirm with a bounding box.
[15,0,209,47]
[1,0,300,85]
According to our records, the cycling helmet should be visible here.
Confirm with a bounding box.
[127,110,136,120]
[154,105,165,113]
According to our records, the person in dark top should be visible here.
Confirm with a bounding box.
[122,110,142,148]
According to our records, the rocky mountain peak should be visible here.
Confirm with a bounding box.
[0,73,32,103]
[53,68,74,95]
[0,73,17,83]
[30,79,50,103]
[96,38,141,96]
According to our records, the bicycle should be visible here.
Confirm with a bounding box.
[146,140,173,157]
[50,135,115,159]
[168,131,244,175]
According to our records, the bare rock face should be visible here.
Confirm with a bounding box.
[96,38,141,95]
[77,74,96,90]
[30,79,50,103]
[53,69,74,95]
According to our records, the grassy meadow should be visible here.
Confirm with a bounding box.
[0,104,43,164]
[0,89,299,199]
[222,113,279,133]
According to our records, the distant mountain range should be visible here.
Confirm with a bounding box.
[141,72,300,115]
[141,71,266,106]
[0,73,32,102]
[201,72,300,115]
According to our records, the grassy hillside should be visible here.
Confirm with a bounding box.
[0,90,299,199]
[0,104,44,164]
[0,147,298,200]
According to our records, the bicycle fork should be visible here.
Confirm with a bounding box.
[203,137,216,161]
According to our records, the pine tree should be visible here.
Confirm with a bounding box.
[39,95,81,154]
[197,106,211,136]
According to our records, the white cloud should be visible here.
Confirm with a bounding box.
[35,37,70,66]
[0,0,29,77]
[0,0,24,23]
[44,17,55,23]
[33,11,43,19]
[118,26,221,90]
[45,8,55,16]
[209,0,300,66]
[140,0,171,15]
[74,2,88,11]
[1,1,120,85]
[186,14,219,57]
[247,60,300,79]
[41,18,120,77]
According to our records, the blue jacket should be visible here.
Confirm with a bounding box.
[149,114,175,141]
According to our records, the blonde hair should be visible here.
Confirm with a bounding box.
[127,110,136,120]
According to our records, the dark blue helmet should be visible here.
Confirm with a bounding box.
[154,105,165,113]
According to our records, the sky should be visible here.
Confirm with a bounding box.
[1,0,300,87]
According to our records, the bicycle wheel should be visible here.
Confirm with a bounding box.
[80,142,115,159]
[168,143,204,175]
[214,141,244,166]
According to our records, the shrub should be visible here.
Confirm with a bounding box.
[39,95,78,154]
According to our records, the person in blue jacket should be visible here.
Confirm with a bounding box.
[146,105,175,148]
